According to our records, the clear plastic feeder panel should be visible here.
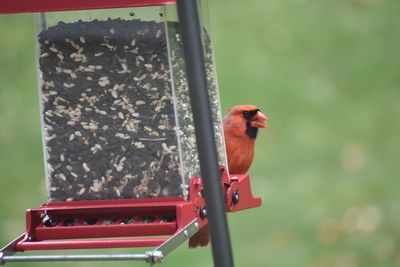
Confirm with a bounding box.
[37,3,226,202]
[165,3,227,181]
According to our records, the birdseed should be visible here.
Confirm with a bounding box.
[38,18,226,202]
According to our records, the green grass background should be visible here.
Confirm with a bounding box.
[1,0,399,266]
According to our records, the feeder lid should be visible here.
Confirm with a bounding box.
[0,0,176,14]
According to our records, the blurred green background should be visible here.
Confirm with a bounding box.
[1,0,399,266]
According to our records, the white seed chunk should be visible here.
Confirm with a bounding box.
[82,163,90,173]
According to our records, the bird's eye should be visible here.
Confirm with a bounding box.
[242,111,250,118]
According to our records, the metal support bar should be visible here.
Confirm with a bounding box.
[0,220,200,265]
[1,254,149,264]
[0,234,24,257]
[147,219,199,264]
[176,1,234,267]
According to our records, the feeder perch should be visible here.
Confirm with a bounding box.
[0,0,262,264]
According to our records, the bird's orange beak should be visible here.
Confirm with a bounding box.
[250,111,269,128]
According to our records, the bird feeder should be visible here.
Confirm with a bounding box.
[0,0,261,265]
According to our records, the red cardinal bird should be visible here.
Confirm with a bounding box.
[189,105,268,248]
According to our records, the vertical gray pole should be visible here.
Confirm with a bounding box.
[176,1,234,267]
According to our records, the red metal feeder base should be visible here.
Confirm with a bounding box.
[16,197,197,251]
[1,172,261,264]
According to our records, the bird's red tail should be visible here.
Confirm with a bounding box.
[189,226,209,248]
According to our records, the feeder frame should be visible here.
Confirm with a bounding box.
[0,0,262,266]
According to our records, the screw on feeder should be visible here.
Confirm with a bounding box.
[232,190,240,204]
[200,207,207,219]
[146,250,163,265]
[42,215,58,227]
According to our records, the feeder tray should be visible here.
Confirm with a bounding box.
[0,0,262,265]
[1,170,261,264]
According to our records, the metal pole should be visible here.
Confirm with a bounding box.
[176,1,234,267]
